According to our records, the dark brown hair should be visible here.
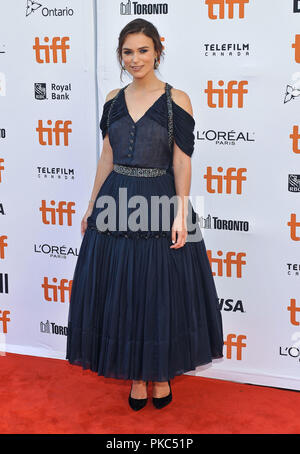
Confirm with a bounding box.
[116,18,165,82]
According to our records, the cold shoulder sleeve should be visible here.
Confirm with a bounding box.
[172,101,196,157]
[99,99,113,140]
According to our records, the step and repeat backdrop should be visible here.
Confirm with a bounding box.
[1,0,300,391]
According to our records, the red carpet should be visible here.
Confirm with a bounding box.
[0,352,300,434]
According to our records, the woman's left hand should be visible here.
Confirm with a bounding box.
[170,214,188,249]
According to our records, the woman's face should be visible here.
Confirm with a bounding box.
[121,33,157,78]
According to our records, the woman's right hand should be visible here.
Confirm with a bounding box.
[81,205,93,236]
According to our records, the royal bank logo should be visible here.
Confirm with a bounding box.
[34,82,72,101]
[120,0,168,15]
[288,174,300,192]
[26,0,74,17]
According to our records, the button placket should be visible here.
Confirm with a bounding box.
[128,124,136,158]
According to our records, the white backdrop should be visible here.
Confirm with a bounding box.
[1,0,300,391]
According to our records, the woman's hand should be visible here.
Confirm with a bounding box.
[81,204,93,237]
[170,214,188,249]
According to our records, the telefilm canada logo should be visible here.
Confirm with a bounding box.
[36,166,75,181]
[120,0,168,15]
[26,0,74,17]
[34,82,72,101]
[203,42,250,57]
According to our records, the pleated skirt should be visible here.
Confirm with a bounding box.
[65,169,224,381]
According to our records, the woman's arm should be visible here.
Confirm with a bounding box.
[170,89,194,249]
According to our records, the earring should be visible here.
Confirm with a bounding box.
[154,57,159,69]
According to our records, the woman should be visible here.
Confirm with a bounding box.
[66,18,224,411]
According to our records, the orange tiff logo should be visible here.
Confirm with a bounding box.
[290,126,300,154]
[205,0,249,19]
[204,167,247,194]
[39,200,75,226]
[0,158,4,183]
[224,334,247,360]
[207,250,246,278]
[205,80,248,108]
[287,213,300,241]
[0,235,8,259]
[33,36,70,63]
[41,277,73,303]
[292,35,300,63]
[287,299,300,326]
[36,120,72,146]
[0,311,10,334]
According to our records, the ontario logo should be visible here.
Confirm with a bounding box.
[120,0,168,15]
[26,0,74,17]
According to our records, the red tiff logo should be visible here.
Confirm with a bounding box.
[287,213,300,241]
[290,126,300,154]
[42,277,73,303]
[205,80,248,108]
[39,200,75,226]
[207,250,246,278]
[224,334,247,360]
[287,299,300,326]
[33,36,70,63]
[204,167,247,194]
[205,0,250,20]
[36,120,72,146]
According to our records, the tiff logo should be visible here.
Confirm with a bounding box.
[0,311,10,333]
[0,158,4,182]
[205,80,248,108]
[290,126,300,153]
[287,213,300,241]
[39,200,75,226]
[207,250,246,278]
[224,334,247,360]
[204,167,247,194]
[0,235,8,259]
[205,0,249,20]
[33,37,70,63]
[288,299,300,326]
[36,120,72,146]
[41,277,73,303]
[292,35,300,63]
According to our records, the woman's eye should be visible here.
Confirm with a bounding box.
[123,50,148,55]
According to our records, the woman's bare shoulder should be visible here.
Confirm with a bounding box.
[170,87,194,117]
[105,88,122,103]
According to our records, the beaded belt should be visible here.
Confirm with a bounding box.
[113,164,166,177]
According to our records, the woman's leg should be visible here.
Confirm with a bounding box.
[152,381,170,398]
[131,380,148,398]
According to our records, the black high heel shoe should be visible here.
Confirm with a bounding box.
[152,380,172,409]
[128,381,148,411]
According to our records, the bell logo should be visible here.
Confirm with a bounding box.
[205,0,249,20]
[0,158,4,183]
[287,213,300,241]
[290,126,300,154]
[39,200,75,226]
[42,277,73,303]
[36,120,72,146]
[292,35,300,63]
[33,36,70,64]
[205,80,248,108]
[224,334,247,360]
[207,250,246,278]
[0,235,8,259]
[287,299,300,326]
[0,311,10,334]
[204,167,247,194]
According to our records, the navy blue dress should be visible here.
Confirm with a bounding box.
[66,82,224,381]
